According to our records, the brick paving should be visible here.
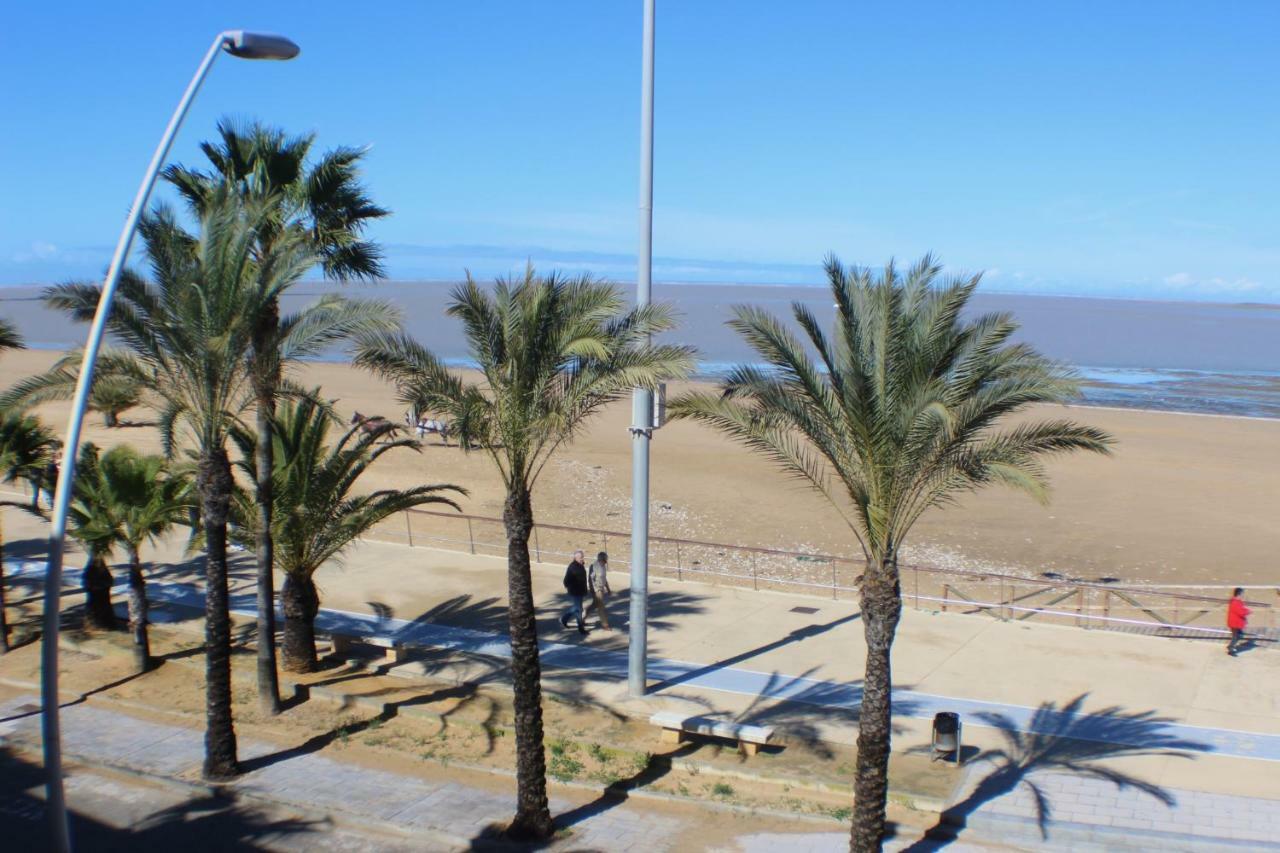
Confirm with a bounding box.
[0,693,684,851]
[943,766,1280,850]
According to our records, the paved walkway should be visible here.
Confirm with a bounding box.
[936,767,1280,851]
[0,692,686,851]
[9,556,1279,765]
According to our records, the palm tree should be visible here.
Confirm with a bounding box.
[356,267,695,839]
[0,318,23,354]
[0,411,58,652]
[44,192,314,779]
[164,120,391,714]
[231,393,465,672]
[0,348,150,427]
[66,444,121,632]
[68,444,195,672]
[669,254,1113,851]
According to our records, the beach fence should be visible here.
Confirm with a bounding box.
[369,508,1277,644]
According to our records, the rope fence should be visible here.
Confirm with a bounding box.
[367,508,1278,642]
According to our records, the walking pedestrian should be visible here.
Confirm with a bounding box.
[588,551,612,630]
[1226,587,1251,656]
[560,549,589,635]
[39,448,60,511]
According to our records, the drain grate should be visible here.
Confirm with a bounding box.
[789,606,819,615]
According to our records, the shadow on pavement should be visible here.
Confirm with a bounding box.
[650,611,861,693]
[905,693,1203,850]
[0,746,324,852]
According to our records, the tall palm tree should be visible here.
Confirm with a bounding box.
[669,255,1113,851]
[0,348,150,427]
[232,393,465,672]
[68,444,195,672]
[0,411,58,653]
[356,267,695,839]
[164,120,391,714]
[44,192,314,779]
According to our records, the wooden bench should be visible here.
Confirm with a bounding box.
[329,632,409,664]
[649,711,775,756]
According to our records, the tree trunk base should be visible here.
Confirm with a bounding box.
[281,574,319,674]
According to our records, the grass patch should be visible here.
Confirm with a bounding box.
[712,782,735,797]
[549,754,584,782]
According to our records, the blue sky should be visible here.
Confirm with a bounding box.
[3,1,1278,301]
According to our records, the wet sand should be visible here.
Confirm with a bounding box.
[3,348,1277,588]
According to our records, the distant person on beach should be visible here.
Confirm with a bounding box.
[1226,587,1251,656]
[36,448,60,511]
[560,549,589,635]
[588,551,612,631]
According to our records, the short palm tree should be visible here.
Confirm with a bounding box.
[232,393,465,672]
[0,318,23,354]
[66,444,121,632]
[165,120,392,714]
[356,267,695,839]
[0,411,58,652]
[69,444,195,672]
[44,193,314,779]
[0,348,150,427]
[669,254,1113,851]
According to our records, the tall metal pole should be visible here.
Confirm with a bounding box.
[628,0,656,698]
[37,31,300,851]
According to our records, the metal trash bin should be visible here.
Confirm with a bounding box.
[931,711,962,765]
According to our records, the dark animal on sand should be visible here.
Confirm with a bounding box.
[350,411,401,443]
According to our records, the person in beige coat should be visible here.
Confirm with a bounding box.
[588,551,612,630]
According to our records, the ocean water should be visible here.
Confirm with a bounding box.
[3,280,1280,419]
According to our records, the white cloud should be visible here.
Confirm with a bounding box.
[12,241,59,262]
[1162,272,1261,294]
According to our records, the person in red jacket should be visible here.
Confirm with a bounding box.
[1226,587,1251,656]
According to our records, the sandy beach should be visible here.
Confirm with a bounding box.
[2,347,1277,588]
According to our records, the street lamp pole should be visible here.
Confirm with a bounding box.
[628,0,656,698]
[38,30,299,852]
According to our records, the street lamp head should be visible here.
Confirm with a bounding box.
[221,30,300,60]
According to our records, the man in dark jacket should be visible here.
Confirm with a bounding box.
[560,550,589,635]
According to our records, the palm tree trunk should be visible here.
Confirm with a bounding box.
[126,546,151,673]
[82,552,116,631]
[0,512,9,654]
[104,410,119,428]
[850,554,902,852]
[502,487,554,840]
[252,303,282,714]
[198,446,239,780]
[280,572,320,673]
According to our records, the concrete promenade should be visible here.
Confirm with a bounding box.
[3,507,1279,848]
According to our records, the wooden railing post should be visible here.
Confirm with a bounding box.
[1076,588,1084,628]
[467,518,475,555]
[404,511,414,547]
[751,552,759,591]
[675,541,682,580]
[534,526,541,563]
[942,584,950,613]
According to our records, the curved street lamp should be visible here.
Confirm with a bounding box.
[39,29,299,852]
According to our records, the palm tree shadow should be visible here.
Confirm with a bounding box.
[471,742,703,849]
[906,694,1204,850]
[649,611,860,693]
[252,594,635,773]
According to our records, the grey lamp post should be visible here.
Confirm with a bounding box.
[39,30,299,853]
[628,0,656,698]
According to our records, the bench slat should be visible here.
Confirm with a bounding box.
[649,712,774,744]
